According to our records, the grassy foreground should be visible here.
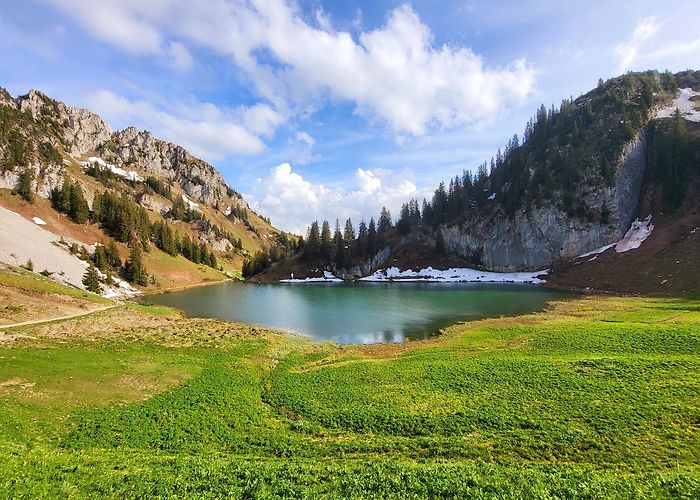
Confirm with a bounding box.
[0,287,698,498]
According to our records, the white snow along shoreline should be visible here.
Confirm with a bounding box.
[280,271,343,283]
[360,266,548,283]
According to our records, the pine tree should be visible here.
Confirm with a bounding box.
[334,221,346,268]
[105,239,122,269]
[69,182,89,224]
[17,168,34,203]
[378,206,392,236]
[93,245,108,271]
[82,264,101,294]
[305,221,321,258]
[397,203,411,235]
[320,220,333,263]
[125,242,148,286]
[78,245,90,261]
[367,217,377,255]
[343,218,355,242]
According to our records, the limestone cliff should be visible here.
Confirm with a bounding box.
[97,127,241,207]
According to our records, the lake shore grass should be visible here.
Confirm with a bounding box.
[0,274,698,497]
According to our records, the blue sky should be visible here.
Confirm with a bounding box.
[1,1,699,232]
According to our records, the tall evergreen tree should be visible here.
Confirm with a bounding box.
[17,168,34,203]
[378,206,392,237]
[367,217,377,255]
[69,182,89,224]
[104,239,121,269]
[82,264,101,294]
[397,203,411,235]
[93,245,108,272]
[320,220,333,263]
[125,241,148,286]
[305,221,321,258]
[343,218,355,242]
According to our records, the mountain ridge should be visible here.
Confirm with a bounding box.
[0,86,291,292]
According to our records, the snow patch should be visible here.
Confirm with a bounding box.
[224,205,232,216]
[572,216,654,260]
[488,192,496,200]
[81,156,143,182]
[360,266,548,284]
[576,243,615,259]
[181,194,199,210]
[616,215,654,253]
[280,270,343,283]
[32,217,47,226]
[655,88,700,122]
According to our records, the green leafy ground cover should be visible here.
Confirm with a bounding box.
[0,293,698,498]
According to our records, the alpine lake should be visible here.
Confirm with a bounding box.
[141,281,573,344]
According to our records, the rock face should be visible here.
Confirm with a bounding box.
[16,90,113,155]
[334,246,391,279]
[439,133,648,272]
[614,130,647,234]
[441,206,620,271]
[0,162,63,199]
[98,127,239,207]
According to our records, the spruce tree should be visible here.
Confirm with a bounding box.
[58,177,72,213]
[367,217,377,255]
[343,218,355,242]
[93,245,108,271]
[125,242,148,286]
[378,206,393,236]
[69,182,89,224]
[305,221,321,258]
[105,239,121,269]
[397,203,411,235]
[320,220,333,263]
[17,168,34,203]
[82,264,101,294]
[600,202,610,225]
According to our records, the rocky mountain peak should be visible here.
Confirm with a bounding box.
[15,89,113,155]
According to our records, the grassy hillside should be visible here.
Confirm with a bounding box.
[1,280,698,496]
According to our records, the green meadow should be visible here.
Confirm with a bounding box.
[0,293,699,498]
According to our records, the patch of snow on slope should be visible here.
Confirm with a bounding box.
[360,266,548,283]
[81,156,143,182]
[576,243,615,259]
[181,195,199,210]
[655,88,700,122]
[32,217,47,225]
[616,215,654,253]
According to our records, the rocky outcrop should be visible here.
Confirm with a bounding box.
[333,246,391,279]
[16,90,112,155]
[0,162,63,199]
[614,130,647,235]
[441,205,619,271]
[438,130,650,272]
[136,192,171,215]
[98,127,239,207]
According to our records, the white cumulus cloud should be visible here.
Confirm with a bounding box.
[614,17,660,73]
[248,163,429,234]
[46,0,536,136]
[85,90,284,160]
